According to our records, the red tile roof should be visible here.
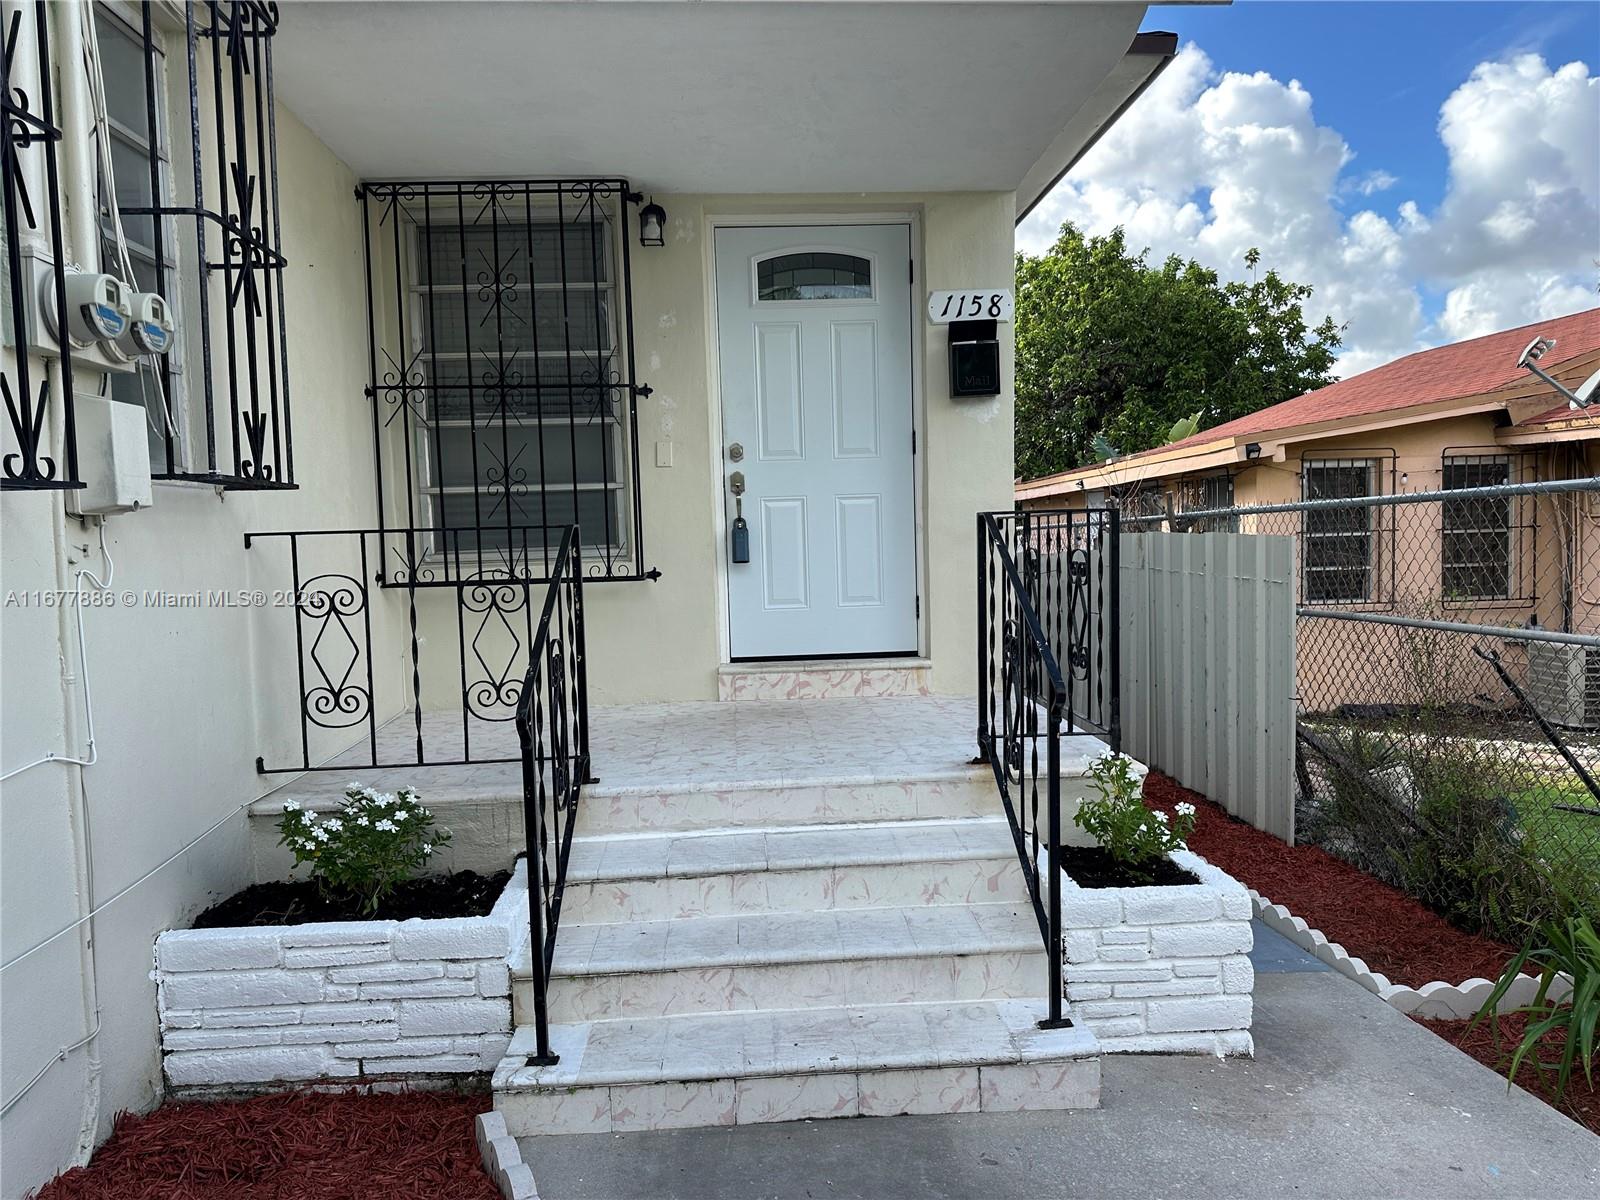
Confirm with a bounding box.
[1133,307,1600,459]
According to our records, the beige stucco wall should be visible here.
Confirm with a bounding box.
[392,191,1018,706]
[1,86,376,1192]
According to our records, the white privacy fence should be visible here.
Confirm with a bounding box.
[1117,532,1298,843]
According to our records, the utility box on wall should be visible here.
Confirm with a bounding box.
[70,394,153,515]
[948,318,1000,398]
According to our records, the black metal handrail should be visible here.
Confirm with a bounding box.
[977,507,1121,1029]
[514,524,590,1064]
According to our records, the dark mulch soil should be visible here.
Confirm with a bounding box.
[32,1089,499,1200]
[1416,1013,1600,1135]
[1058,845,1200,889]
[192,869,511,929]
[1142,771,1515,989]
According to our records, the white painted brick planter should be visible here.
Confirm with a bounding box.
[155,861,525,1090]
[1057,849,1254,1056]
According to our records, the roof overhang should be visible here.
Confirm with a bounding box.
[272,2,1166,198]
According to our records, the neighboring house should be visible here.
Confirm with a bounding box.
[1016,311,1600,644]
[0,2,1175,1191]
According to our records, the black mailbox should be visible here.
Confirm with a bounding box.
[948,318,1000,397]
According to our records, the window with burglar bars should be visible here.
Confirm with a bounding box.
[1179,473,1238,532]
[1302,458,1378,603]
[361,179,653,584]
[1442,453,1513,600]
[103,1,293,488]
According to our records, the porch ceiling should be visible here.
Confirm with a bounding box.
[272,2,1164,214]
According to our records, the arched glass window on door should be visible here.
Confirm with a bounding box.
[756,252,873,301]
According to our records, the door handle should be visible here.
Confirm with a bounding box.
[729,472,750,563]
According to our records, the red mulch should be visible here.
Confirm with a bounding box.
[1417,1013,1600,1135]
[32,1089,499,1200]
[1143,771,1516,989]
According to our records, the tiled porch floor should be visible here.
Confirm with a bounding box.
[266,695,1077,807]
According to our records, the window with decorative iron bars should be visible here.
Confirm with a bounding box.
[1441,453,1513,600]
[1302,458,1378,603]
[112,0,293,488]
[361,179,655,585]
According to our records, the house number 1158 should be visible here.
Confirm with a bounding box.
[926,289,1013,324]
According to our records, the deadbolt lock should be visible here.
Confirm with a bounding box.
[728,442,745,462]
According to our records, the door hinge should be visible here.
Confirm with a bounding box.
[911,429,917,454]
[908,258,914,285]
[916,595,921,618]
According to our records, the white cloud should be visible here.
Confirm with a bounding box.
[1017,45,1599,378]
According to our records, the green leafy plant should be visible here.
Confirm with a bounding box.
[277,784,451,915]
[1073,752,1195,882]
[1471,912,1599,1104]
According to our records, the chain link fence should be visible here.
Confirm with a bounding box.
[1126,475,1600,942]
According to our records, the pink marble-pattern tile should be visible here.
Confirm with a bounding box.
[735,1072,859,1124]
[609,1080,736,1132]
[858,1067,981,1116]
[496,1085,611,1135]
[978,1060,1100,1112]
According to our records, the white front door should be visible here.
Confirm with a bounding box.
[715,224,918,660]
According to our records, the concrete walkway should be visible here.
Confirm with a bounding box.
[517,932,1599,1199]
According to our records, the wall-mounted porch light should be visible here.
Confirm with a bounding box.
[1244,442,1262,459]
[639,198,666,247]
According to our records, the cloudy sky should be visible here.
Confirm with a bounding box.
[1016,1,1600,378]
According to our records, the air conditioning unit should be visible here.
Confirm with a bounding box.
[1526,641,1600,730]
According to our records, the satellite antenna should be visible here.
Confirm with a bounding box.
[1516,335,1592,408]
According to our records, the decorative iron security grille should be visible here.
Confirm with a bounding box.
[358,178,656,584]
[1,0,80,491]
[118,0,293,488]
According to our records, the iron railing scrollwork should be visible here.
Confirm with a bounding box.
[515,524,590,1064]
[248,525,575,773]
[1,0,80,492]
[978,507,1121,1028]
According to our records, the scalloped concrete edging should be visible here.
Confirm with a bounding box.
[476,1110,538,1199]
[1248,889,1571,1019]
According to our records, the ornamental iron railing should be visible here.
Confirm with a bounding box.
[246,524,575,773]
[515,525,589,1063]
[977,506,1121,1028]
[2,0,80,491]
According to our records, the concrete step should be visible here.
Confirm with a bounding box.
[513,902,1047,1023]
[559,817,1027,923]
[493,999,1099,1134]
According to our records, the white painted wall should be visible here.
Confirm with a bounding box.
[0,62,377,1193]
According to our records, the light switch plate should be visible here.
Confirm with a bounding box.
[655,440,674,467]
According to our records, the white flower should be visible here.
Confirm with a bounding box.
[374,818,398,833]
[347,781,362,789]
[312,826,330,842]
[356,816,370,827]
[323,817,343,832]
[421,843,434,856]
[1175,802,1196,817]
[362,787,378,800]
[282,799,300,812]
[1152,810,1169,824]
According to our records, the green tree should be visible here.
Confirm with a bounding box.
[1014,225,1343,480]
